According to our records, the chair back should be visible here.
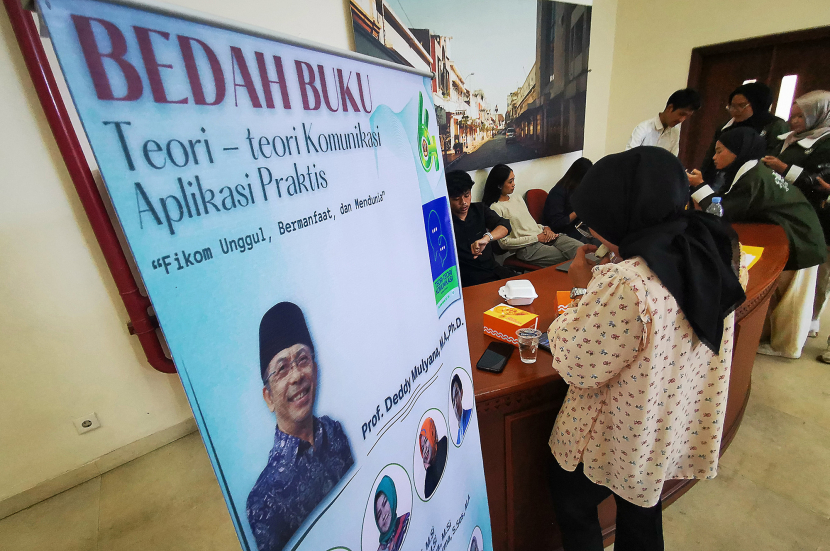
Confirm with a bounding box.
[525,189,548,224]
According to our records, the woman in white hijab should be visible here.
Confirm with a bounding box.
[763,91,830,360]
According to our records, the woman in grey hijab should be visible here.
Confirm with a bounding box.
[763,91,830,358]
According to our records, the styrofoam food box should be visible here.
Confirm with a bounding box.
[498,279,538,306]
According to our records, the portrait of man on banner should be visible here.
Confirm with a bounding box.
[451,374,473,445]
[247,302,354,551]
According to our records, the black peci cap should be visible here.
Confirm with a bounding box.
[259,302,314,383]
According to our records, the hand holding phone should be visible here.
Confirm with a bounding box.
[687,169,704,186]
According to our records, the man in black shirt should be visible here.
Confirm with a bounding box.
[446,170,517,286]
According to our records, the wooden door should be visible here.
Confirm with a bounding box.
[681,27,830,170]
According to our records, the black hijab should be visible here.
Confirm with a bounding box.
[730,82,776,131]
[717,127,766,190]
[571,147,745,353]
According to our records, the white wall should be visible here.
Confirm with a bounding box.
[603,0,830,156]
[582,0,617,161]
[0,0,352,506]
[467,151,587,202]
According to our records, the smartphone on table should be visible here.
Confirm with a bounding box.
[476,341,514,373]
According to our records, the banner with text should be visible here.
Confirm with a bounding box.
[37,1,488,550]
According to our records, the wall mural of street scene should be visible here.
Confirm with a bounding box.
[350,0,592,171]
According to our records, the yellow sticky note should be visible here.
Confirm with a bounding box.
[740,245,764,270]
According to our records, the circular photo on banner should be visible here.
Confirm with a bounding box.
[448,368,475,447]
[361,464,412,551]
[413,408,449,501]
[468,526,484,551]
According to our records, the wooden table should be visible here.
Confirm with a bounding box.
[466,223,789,551]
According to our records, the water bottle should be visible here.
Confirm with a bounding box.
[706,197,723,217]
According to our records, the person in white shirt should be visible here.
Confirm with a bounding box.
[625,88,701,156]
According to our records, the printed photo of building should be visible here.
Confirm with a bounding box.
[350,0,591,172]
[508,2,591,158]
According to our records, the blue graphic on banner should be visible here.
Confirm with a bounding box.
[36,0,492,550]
[422,198,461,317]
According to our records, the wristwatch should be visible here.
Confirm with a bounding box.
[570,287,587,300]
[484,231,493,242]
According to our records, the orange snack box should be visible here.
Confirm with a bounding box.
[483,304,539,345]
[554,291,572,316]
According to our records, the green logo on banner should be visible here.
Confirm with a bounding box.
[418,92,439,172]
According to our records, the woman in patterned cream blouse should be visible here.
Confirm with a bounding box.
[546,147,745,551]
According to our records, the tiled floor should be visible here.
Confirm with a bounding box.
[661,332,830,551]
[3,336,830,550]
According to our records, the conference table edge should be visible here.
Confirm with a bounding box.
[470,223,788,404]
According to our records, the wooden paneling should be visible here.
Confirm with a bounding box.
[768,38,830,101]
[682,47,774,168]
[681,26,830,170]
[505,400,561,550]
[477,383,566,551]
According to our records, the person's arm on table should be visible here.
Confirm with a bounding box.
[548,247,646,389]
[690,172,754,220]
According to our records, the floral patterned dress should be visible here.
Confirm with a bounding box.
[548,258,734,507]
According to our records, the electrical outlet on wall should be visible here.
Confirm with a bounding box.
[73,413,101,435]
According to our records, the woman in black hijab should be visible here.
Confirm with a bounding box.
[546,147,744,551]
[690,127,826,358]
[700,82,789,189]
[574,146,744,355]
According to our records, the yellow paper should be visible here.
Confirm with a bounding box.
[740,245,764,270]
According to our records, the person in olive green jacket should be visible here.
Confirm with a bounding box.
[763,90,830,360]
[689,127,826,359]
[700,82,789,191]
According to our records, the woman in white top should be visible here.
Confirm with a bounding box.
[547,147,745,550]
[482,164,581,267]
